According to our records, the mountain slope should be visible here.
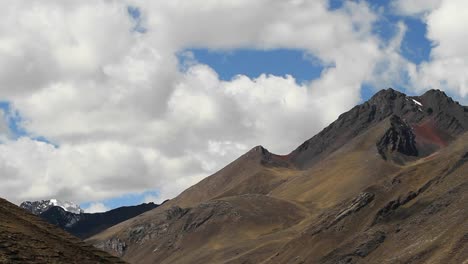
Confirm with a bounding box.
[0,198,125,263]
[40,202,159,239]
[88,89,468,264]
[157,145,293,209]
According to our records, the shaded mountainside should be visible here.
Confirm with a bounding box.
[88,89,468,264]
[40,202,159,239]
[376,115,418,163]
[0,198,125,264]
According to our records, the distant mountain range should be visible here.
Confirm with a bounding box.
[40,202,159,239]
[20,199,159,239]
[87,89,468,264]
[20,199,83,215]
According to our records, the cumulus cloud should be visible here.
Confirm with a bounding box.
[402,0,468,97]
[391,0,443,16]
[84,202,110,213]
[0,110,10,141]
[0,0,463,206]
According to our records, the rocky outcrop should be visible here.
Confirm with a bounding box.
[321,231,386,264]
[332,192,375,227]
[307,192,375,236]
[95,238,127,257]
[248,145,291,168]
[377,115,418,160]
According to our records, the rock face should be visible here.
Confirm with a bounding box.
[251,145,291,167]
[377,115,418,160]
[88,89,468,264]
[95,238,128,257]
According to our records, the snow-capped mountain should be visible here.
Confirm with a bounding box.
[20,199,84,215]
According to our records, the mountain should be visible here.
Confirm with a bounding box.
[20,199,83,215]
[87,89,468,264]
[0,197,125,263]
[40,202,159,239]
[288,88,468,168]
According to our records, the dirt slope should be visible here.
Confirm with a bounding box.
[0,198,126,264]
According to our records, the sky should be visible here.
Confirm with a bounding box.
[0,0,467,213]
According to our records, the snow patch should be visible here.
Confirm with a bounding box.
[411,99,423,106]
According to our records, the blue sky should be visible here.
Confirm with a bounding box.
[180,49,325,84]
[0,101,54,145]
[182,0,433,102]
[80,190,159,210]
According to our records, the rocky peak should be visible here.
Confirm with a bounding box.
[369,88,405,103]
[290,88,467,168]
[246,145,290,167]
[20,199,84,215]
[418,89,457,113]
[247,145,270,156]
[421,89,450,99]
[377,115,418,161]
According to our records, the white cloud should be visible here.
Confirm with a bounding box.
[391,0,443,16]
[143,193,161,204]
[0,109,10,141]
[84,202,110,213]
[404,0,468,97]
[0,0,462,206]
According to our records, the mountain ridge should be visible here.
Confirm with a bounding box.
[40,202,159,239]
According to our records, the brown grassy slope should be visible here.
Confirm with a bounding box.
[269,133,468,264]
[155,145,294,210]
[0,198,126,264]
[270,118,399,210]
[89,194,308,264]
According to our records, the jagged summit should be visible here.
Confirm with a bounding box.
[421,89,450,99]
[369,87,405,102]
[246,145,290,167]
[20,199,83,215]
[371,88,448,102]
[247,145,270,156]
